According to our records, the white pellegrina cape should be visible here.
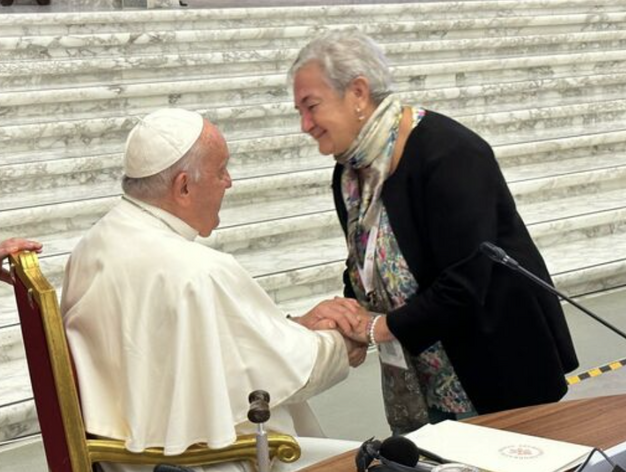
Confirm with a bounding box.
[61,197,352,471]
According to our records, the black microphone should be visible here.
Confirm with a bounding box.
[381,436,449,466]
[154,465,194,472]
[480,241,626,342]
[479,241,520,269]
[379,436,420,467]
[356,435,452,472]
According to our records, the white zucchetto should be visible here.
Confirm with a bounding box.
[123,108,204,178]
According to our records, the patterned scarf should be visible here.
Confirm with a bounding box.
[335,95,403,275]
[337,101,473,432]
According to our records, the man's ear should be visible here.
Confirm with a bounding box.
[171,171,192,207]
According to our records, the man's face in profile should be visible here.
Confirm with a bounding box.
[187,126,232,238]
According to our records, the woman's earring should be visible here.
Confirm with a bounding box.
[355,107,365,122]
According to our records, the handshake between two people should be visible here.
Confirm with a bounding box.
[289,297,396,368]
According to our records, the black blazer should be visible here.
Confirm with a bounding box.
[332,111,578,414]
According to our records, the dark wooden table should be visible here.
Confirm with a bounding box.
[299,395,626,471]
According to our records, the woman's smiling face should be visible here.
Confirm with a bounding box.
[293,61,365,156]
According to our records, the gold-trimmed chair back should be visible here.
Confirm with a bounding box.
[9,251,300,472]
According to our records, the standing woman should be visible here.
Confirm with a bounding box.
[289,31,578,434]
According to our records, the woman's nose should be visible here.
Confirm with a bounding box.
[300,112,314,134]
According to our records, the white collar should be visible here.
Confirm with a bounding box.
[121,195,199,241]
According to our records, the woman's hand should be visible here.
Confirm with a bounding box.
[0,238,43,285]
[342,312,396,346]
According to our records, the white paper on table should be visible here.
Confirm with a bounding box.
[406,420,593,472]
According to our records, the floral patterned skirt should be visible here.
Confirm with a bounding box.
[379,341,475,434]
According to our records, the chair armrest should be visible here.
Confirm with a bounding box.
[87,433,301,467]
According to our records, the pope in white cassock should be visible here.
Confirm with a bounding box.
[60,108,368,472]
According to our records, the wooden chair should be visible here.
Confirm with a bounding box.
[8,250,300,472]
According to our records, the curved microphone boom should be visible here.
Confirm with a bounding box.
[480,241,626,342]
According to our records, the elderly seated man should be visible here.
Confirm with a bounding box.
[61,108,368,472]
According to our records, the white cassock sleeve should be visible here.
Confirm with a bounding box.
[286,330,349,405]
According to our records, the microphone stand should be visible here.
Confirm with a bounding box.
[248,390,272,472]
[480,242,626,342]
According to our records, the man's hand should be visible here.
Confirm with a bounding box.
[295,297,363,333]
[0,238,43,284]
[344,337,368,368]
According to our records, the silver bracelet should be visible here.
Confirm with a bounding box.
[368,315,382,347]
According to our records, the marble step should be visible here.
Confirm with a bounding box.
[3,90,626,156]
[2,192,338,259]
[0,395,36,443]
[230,225,626,303]
[0,359,31,415]
[4,189,626,358]
[0,181,120,214]
[3,192,626,329]
[4,185,626,332]
[0,145,330,198]
[4,19,626,63]
[4,151,626,323]
[4,37,626,92]
[2,0,624,37]
[530,201,626,249]
[393,49,626,91]
[503,150,626,185]
[0,131,317,175]
[4,188,626,333]
[0,175,334,249]
[456,100,626,147]
[0,2,623,44]
[2,143,625,244]
[494,129,626,167]
[4,171,626,324]
[0,325,25,364]
[3,128,626,240]
[4,68,626,127]
[2,123,625,188]
[511,165,626,204]
[546,233,626,297]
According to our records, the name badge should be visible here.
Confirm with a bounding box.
[378,339,408,370]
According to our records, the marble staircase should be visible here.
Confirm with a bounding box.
[2,0,626,445]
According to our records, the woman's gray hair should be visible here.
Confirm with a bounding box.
[288,30,393,105]
[122,133,205,200]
